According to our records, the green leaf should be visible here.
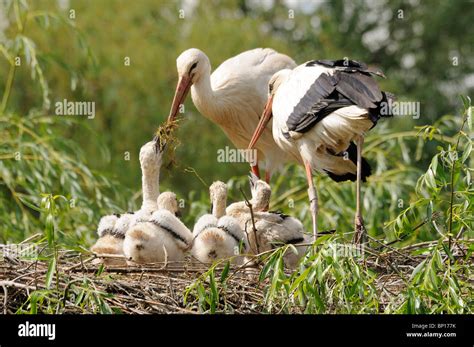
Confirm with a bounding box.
[441,243,455,263]
[430,154,439,175]
[209,270,218,313]
[96,263,105,276]
[29,292,39,314]
[425,168,436,189]
[259,252,277,282]
[220,261,230,283]
[45,257,56,289]
[289,266,311,293]
[426,200,433,223]
[410,259,427,282]
[460,95,471,110]
[18,196,44,213]
[45,213,55,247]
[461,142,472,164]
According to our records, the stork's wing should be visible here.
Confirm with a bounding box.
[211,48,296,99]
[334,71,383,109]
[286,73,336,134]
[306,59,386,78]
[285,61,388,135]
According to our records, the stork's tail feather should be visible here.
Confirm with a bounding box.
[325,142,372,182]
[369,91,396,125]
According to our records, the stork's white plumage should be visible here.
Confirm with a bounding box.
[118,140,165,227]
[138,140,162,211]
[227,174,309,268]
[91,140,165,263]
[90,214,126,266]
[248,59,394,241]
[168,48,298,178]
[191,181,248,264]
[124,191,192,265]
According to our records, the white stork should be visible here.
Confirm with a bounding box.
[124,191,193,265]
[248,59,393,242]
[90,213,126,266]
[227,173,309,268]
[91,140,164,263]
[168,48,298,180]
[191,181,248,264]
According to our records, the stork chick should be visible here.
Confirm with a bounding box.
[91,213,128,266]
[228,174,309,268]
[124,192,192,265]
[191,181,248,265]
[91,139,164,263]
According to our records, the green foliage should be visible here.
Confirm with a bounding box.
[0,0,132,245]
[183,100,473,314]
[0,110,131,245]
[3,0,472,197]
[0,0,473,315]
[184,260,234,313]
[258,236,379,314]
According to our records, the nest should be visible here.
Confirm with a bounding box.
[0,238,470,314]
[0,247,266,314]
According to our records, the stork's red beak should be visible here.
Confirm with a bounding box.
[168,75,192,122]
[248,95,273,150]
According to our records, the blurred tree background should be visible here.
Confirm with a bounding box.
[0,0,473,243]
[2,0,472,193]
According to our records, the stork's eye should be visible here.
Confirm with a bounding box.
[189,62,198,73]
[269,82,274,94]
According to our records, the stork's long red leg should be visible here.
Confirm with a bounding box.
[353,136,366,244]
[265,170,271,184]
[304,160,318,240]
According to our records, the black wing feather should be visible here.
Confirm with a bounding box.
[286,59,391,135]
[286,73,336,133]
[333,71,383,109]
[323,142,372,182]
[306,59,385,77]
[307,59,368,71]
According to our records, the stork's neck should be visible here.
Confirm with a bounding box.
[141,165,159,211]
[191,72,223,124]
[212,194,227,219]
[251,189,271,212]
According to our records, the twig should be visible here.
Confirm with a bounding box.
[1,284,7,314]
[367,235,416,262]
[0,280,37,290]
[240,187,260,254]
[448,101,470,249]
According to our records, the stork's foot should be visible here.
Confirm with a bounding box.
[353,214,366,244]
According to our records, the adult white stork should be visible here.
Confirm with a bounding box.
[167,48,298,180]
[248,59,394,242]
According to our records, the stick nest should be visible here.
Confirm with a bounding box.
[0,238,471,314]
